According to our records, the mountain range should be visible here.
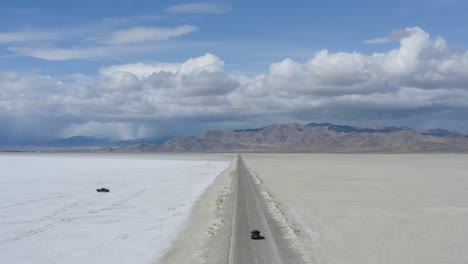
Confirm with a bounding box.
[100,122,468,153]
[0,136,169,150]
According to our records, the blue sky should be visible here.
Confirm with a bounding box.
[2,0,467,75]
[1,0,468,141]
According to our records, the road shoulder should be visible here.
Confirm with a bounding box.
[242,157,311,264]
[156,155,237,264]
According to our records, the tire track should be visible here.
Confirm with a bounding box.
[115,209,184,240]
[0,196,95,225]
[0,193,76,210]
[1,189,147,245]
[40,196,96,221]
[0,217,74,245]
[115,217,167,239]
[89,188,147,214]
[0,196,98,244]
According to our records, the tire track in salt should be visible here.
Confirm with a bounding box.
[0,193,78,210]
[89,188,147,214]
[1,189,146,245]
[0,218,74,245]
[1,196,96,225]
[115,203,185,240]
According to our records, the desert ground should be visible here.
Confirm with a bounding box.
[0,153,231,264]
[242,154,468,264]
[3,153,467,264]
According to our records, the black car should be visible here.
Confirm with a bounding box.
[250,230,264,240]
[96,188,110,193]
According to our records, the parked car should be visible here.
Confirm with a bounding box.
[96,188,110,192]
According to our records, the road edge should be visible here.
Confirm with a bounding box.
[156,155,237,264]
[242,157,313,264]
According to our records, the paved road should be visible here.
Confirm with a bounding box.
[229,156,285,264]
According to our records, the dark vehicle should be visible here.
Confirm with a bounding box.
[96,188,110,193]
[250,230,264,240]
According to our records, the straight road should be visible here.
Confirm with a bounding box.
[229,156,285,264]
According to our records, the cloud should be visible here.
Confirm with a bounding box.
[101,53,238,97]
[8,44,162,60]
[6,25,199,60]
[2,27,468,140]
[8,46,115,60]
[100,62,181,78]
[364,28,415,44]
[0,30,67,43]
[101,15,162,26]
[100,53,225,77]
[99,25,199,45]
[1,22,200,60]
[165,2,231,14]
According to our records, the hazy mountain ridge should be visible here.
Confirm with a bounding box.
[108,123,468,153]
[0,136,169,150]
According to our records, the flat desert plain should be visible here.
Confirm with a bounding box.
[243,154,468,264]
[0,153,231,264]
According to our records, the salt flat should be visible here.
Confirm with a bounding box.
[243,154,468,264]
[0,153,230,264]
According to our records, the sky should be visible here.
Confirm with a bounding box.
[1,0,468,141]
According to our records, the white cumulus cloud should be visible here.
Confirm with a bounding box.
[2,27,468,140]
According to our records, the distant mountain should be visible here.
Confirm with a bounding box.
[109,137,171,146]
[0,136,170,149]
[48,136,111,147]
[420,129,460,137]
[3,123,466,153]
[306,122,409,133]
[109,122,468,153]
